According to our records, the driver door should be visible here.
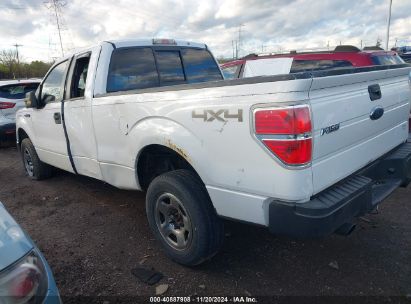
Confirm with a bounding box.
[31,59,74,172]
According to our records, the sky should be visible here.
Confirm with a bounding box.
[0,0,410,62]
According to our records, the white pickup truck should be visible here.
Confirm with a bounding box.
[16,39,411,266]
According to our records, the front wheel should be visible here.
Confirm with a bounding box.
[146,169,224,266]
[21,138,53,180]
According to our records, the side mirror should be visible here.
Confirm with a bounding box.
[25,91,39,108]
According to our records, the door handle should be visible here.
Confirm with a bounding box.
[53,112,61,124]
[368,84,382,101]
[370,106,384,120]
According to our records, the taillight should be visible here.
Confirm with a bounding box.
[0,102,16,109]
[255,107,311,135]
[254,105,312,166]
[0,251,48,303]
[10,264,39,298]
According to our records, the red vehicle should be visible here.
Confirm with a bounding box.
[221,45,410,132]
[221,45,405,79]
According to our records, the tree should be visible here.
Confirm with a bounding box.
[29,61,52,77]
[0,49,52,80]
[0,49,17,79]
[376,38,383,48]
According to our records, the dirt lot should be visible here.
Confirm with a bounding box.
[0,146,410,301]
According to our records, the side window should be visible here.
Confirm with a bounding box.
[221,65,241,79]
[290,60,353,73]
[371,55,405,65]
[331,60,354,68]
[181,48,223,83]
[41,60,69,104]
[70,55,90,99]
[154,51,185,85]
[107,48,158,92]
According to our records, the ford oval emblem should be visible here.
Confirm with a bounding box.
[370,107,384,121]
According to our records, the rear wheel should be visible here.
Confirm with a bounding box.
[21,138,53,180]
[146,169,224,266]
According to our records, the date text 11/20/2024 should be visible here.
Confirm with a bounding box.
[150,296,258,303]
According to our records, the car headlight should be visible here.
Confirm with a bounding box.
[0,250,48,304]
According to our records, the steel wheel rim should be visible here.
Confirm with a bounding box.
[24,148,34,177]
[154,193,193,251]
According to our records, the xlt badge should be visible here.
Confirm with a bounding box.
[321,123,340,136]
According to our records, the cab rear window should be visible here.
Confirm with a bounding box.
[107,48,159,92]
[0,83,39,99]
[107,47,222,93]
[155,51,185,85]
[181,49,223,83]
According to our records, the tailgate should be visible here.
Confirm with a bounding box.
[309,67,411,194]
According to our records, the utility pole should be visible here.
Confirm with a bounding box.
[45,0,72,59]
[385,0,393,50]
[52,0,64,57]
[13,43,22,79]
[236,24,245,59]
[13,43,22,65]
[231,40,235,59]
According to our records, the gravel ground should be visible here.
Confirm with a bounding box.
[0,146,410,302]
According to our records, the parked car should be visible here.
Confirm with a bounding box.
[0,80,41,145]
[0,201,60,303]
[16,38,411,266]
[222,57,294,79]
[392,46,411,63]
[221,45,405,79]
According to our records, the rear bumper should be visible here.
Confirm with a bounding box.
[269,142,411,238]
[0,122,16,142]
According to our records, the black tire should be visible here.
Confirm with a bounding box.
[146,169,224,266]
[21,138,53,180]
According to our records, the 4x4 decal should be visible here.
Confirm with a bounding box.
[192,109,243,122]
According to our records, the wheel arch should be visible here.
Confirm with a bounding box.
[136,143,205,191]
[129,117,211,191]
[17,128,30,150]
